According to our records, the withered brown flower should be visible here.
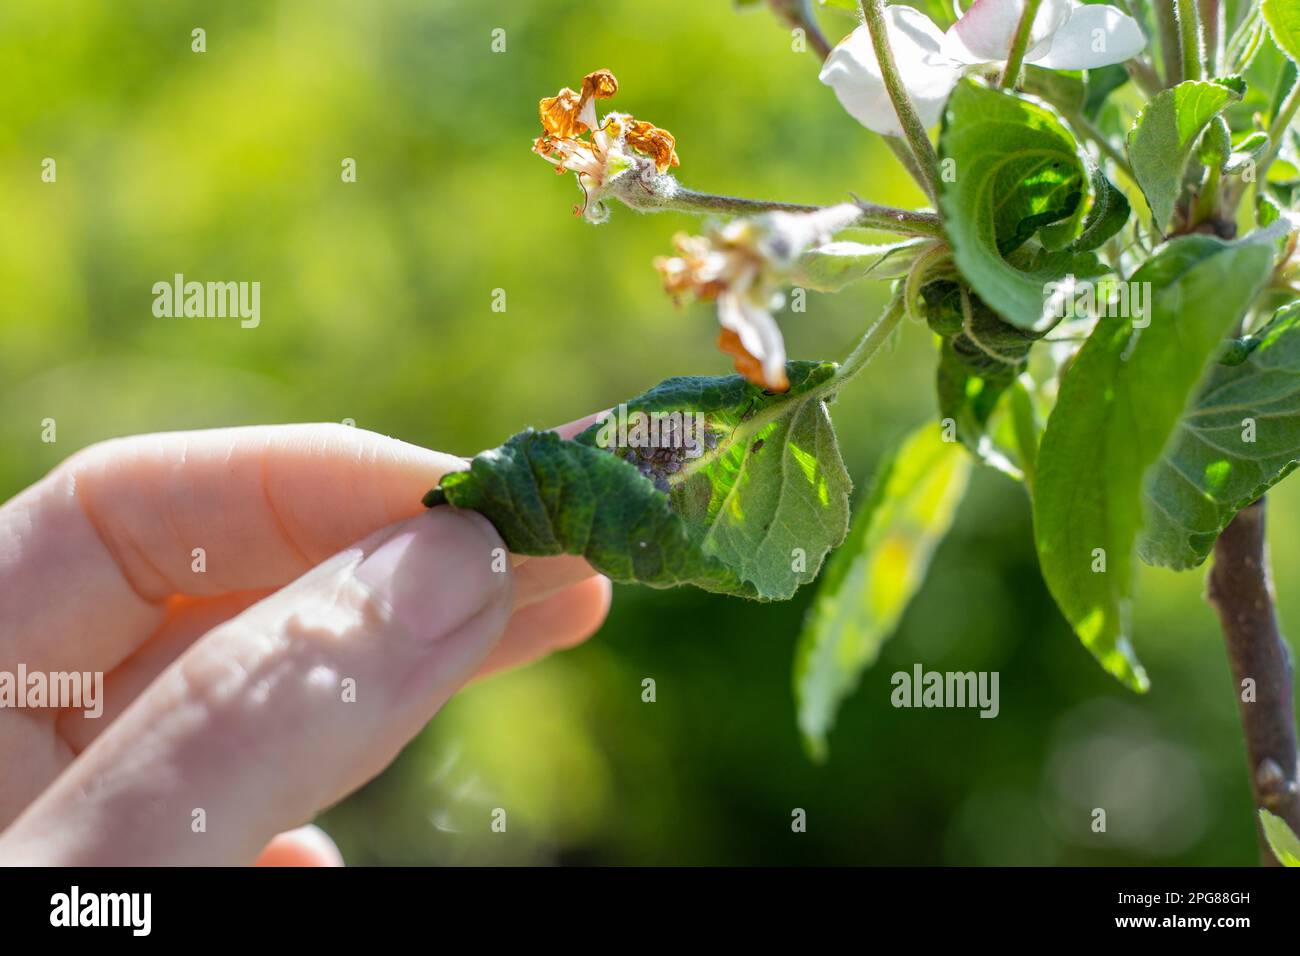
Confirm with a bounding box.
[625,120,680,174]
[532,70,680,220]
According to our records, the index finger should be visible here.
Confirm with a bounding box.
[0,424,466,676]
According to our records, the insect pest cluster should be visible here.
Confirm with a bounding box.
[603,411,722,493]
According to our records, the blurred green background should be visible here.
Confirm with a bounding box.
[2,0,1298,865]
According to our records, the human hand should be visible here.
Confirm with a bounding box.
[0,422,610,865]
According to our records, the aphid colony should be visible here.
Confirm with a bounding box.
[607,416,721,493]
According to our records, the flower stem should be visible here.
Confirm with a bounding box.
[648,185,946,237]
[793,0,834,60]
[734,295,907,441]
[1225,4,1262,72]
[1125,57,1164,98]
[1176,0,1205,82]
[657,189,823,215]
[1190,162,1222,227]
[999,0,1044,89]
[1155,0,1183,85]
[832,293,907,390]
[858,0,940,200]
[1258,78,1300,186]
[1200,0,1222,75]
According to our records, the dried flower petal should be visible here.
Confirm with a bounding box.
[582,69,619,100]
[626,120,680,173]
[653,209,864,393]
[718,328,789,393]
[538,87,587,139]
[653,233,730,299]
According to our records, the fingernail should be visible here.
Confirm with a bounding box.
[355,509,510,643]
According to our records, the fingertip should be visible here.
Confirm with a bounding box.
[562,574,613,649]
[254,825,344,867]
[472,574,611,679]
[552,410,610,440]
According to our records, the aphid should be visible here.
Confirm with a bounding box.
[751,438,765,454]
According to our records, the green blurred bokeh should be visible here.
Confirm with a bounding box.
[3,0,1298,865]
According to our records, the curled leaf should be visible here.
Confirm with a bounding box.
[425,362,852,601]
[939,79,1114,330]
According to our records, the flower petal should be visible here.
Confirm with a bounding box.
[717,295,789,393]
[625,119,681,172]
[942,0,1072,65]
[1031,2,1147,69]
[819,8,960,136]
[539,87,586,139]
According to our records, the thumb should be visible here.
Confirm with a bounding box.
[0,508,513,866]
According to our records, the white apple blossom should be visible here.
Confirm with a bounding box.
[819,0,1147,136]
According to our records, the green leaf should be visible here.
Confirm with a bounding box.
[1259,191,1284,226]
[1259,809,1300,866]
[425,361,851,601]
[794,422,971,760]
[1033,230,1282,691]
[1264,0,1300,63]
[940,80,1109,330]
[1126,79,1245,231]
[1141,303,1300,569]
